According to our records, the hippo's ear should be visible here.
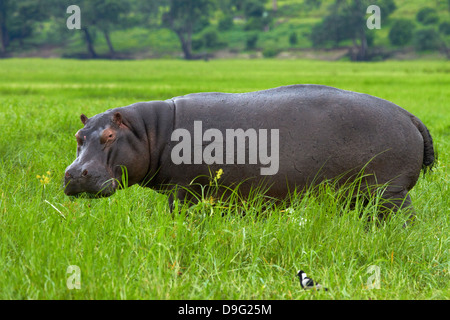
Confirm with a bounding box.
[113,112,127,129]
[80,114,88,125]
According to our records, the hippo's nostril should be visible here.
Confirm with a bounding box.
[82,169,88,177]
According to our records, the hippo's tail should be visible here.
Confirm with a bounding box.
[411,116,437,174]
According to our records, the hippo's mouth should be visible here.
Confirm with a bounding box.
[64,178,118,198]
[66,189,115,199]
[68,192,110,199]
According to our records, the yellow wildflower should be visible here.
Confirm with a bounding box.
[210,168,224,186]
[215,169,223,180]
[37,172,51,186]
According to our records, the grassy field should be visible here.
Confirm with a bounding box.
[0,58,448,300]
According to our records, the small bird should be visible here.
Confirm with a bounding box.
[297,270,328,291]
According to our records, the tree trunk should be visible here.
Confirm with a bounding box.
[177,31,192,60]
[442,43,450,60]
[0,3,8,53]
[358,30,368,61]
[83,28,97,58]
[350,37,358,61]
[0,23,7,53]
[103,29,115,55]
[273,0,278,11]
[353,0,368,61]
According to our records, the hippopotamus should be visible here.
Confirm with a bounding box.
[64,85,435,217]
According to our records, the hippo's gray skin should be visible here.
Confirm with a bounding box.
[64,85,435,217]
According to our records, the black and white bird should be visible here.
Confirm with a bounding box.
[297,270,328,291]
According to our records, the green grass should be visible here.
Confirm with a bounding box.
[0,58,449,299]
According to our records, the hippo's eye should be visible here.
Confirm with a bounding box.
[101,128,116,145]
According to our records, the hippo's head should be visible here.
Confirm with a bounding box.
[64,110,150,198]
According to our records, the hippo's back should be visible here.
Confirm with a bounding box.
[171,84,413,129]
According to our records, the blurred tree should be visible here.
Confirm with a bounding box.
[93,0,131,55]
[262,46,279,57]
[243,0,271,31]
[0,0,9,52]
[289,31,298,46]
[215,0,236,31]
[414,27,442,51]
[389,19,415,46]
[0,0,51,52]
[439,21,450,35]
[203,29,219,48]
[229,0,246,12]
[416,7,439,25]
[244,0,265,18]
[310,0,396,61]
[379,0,396,17]
[304,0,322,10]
[161,0,215,59]
[135,0,167,28]
[218,15,234,31]
[310,9,351,48]
[73,0,132,57]
[39,0,134,58]
[216,0,233,14]
[68,0,100,58]
[246,32,258,49]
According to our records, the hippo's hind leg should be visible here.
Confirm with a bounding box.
[378,187,416,226]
